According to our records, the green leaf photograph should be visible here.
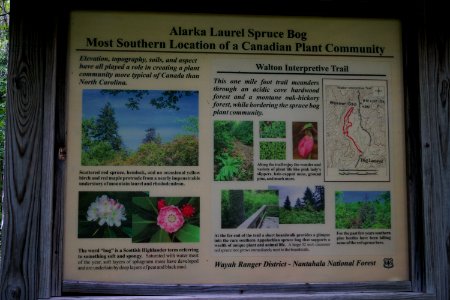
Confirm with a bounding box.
[260,141,286,160]
[132,196,200,243]
[78,191,148,238]
[214,120,253,181]
[259,121,286,138]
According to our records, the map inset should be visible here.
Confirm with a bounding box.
[324,79,389,181]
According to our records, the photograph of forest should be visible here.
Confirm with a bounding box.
[335,191,391,229]
[221,190,279,229]
[270,185,325,224]
[81,89,198,166]
[213,120,253,181]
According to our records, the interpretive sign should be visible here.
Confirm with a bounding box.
[64,11,408,284]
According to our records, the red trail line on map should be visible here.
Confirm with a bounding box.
[342,106,363,155]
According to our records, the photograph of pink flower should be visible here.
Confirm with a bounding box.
[157,205,185,233]
[132,196,200,243]
[292,122,318,160]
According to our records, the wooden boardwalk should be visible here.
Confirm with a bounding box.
[237,205,279,229]
[260,217,279,228]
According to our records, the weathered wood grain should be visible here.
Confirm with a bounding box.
[62,280,414,295]
[417,1,450,300]
[51,10,70,297]
[47,292,435,300]
[0,2,58,300]
[402,6,427,293]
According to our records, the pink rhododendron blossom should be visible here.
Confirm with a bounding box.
[157,205,185,233]
[298,134,314,158]
[86,195,126,227]
[181,203,196,218]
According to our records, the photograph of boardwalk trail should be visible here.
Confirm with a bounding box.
[213,120,253,181]
[81,89,199,166]
[221,190,279,229]
[335,191,391,229]
[271,185,325,224]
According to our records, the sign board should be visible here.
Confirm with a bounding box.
[64,11,408,284]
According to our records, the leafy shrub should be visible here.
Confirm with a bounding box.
[81,141,127,166]
[260,121,286,138]
[280,209,325,224]
[335,191,391,229]
[164,135,199,166]
[232,121,253,146]
[215,153,242,181]
[260,141,286,160]
[242,190,278,219]
[124,141,168,166]
[214,120,253,181]
[221,190,278,228]
[214,120,235,154]
[100,135,198,166]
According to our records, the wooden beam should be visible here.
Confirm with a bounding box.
[413,1,450,299]
[237,205,267,229]
[0,2,58,299]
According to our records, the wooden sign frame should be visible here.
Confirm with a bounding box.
[0,1,448,299]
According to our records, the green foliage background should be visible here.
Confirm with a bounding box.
[221,190,278,228]
[280,209,325,224]
[259,121,286,138]
[335,191,391,229]
[213,120,253,181]
[260,141,286,160]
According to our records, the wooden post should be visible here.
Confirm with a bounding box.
[0,2,59,299]
[417,1,450,299]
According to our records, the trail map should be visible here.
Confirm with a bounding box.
[324,79,389,181]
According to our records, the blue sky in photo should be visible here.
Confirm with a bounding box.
[338,191,390,203]
[82,89,198,151]
[269,185,311,207]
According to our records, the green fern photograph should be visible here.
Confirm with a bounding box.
[213,120,253,181]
